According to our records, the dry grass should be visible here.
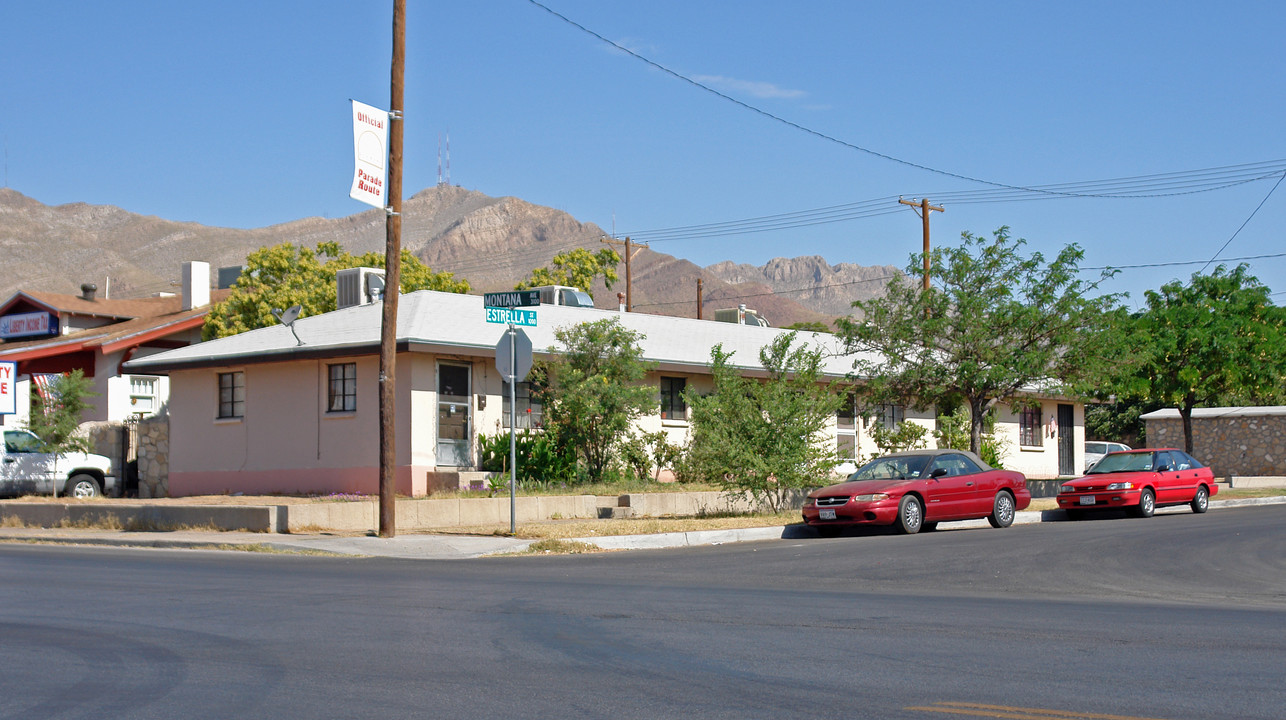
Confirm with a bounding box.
[443,509,804,540]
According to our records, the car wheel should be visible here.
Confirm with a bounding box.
[817,525,841,538]
[1191,485,1209,514]
[987,491,1016,529]
[1132,488,1155,518]
[66,474,101,499]
[895,495,923,534]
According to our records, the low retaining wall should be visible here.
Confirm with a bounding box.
[1229,476,1286,489]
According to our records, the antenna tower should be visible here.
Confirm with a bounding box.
[437,133,443,186]
[445,130,451,185]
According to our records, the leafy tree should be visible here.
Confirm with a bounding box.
[25,370,97,455]
[1117,264,1286,453]
[836,227,1121,455]
[203,241,469,339]
[784,321,832,333]
[867,420,928,456]
[516,247,620,299]
[532,318,655,482]
[934,406,1008,469]
[683,332,843,512]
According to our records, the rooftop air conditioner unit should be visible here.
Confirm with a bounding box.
[337,267,387,309]
[531,284,595,308]
[712,304,770,327]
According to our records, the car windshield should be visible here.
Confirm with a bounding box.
[850,455,930,480]
[1087,451,1154,474]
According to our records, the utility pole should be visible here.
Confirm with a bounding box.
[378,0,405,538]
[697,277,704,319]
[600,236,648,311]
[899,197,943,294]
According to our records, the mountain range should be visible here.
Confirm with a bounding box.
[0,185,899,328]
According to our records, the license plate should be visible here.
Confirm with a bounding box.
[819,509,836,520]
[1079,495,1096,506]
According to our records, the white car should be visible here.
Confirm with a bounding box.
[1084,441,1131,473]
[1,429,116,498]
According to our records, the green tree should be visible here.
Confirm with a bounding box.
[683,332,843,512]
[836,227,1121,455]
[532,318,655,482]
[25,370,97,455]
[516,247,620,299]
[1119,264,1286,453]
[203,241,470,339]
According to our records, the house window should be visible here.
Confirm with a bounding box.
[328,363,357,412]
[660,377,687,420]
[502,380,543,429]
[836,392,858,462]
[876,403,905,430]
[217,371,244,419]
[1019,406,1042,447]
[128,375,159,416]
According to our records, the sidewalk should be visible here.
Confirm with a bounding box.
[1,496,1281,559]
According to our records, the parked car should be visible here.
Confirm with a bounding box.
[1084,441,1131,472]
[1057,448,1215,519]
[801,449,1031,536]
[0,429,116,498]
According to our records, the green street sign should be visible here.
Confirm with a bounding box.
[483,290,541,308]
[485,307,538,326]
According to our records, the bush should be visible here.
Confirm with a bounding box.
[477,430,576,488]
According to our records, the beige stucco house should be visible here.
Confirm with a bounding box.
[124,289,1084,497]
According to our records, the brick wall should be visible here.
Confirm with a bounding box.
[1146,414,1286,478]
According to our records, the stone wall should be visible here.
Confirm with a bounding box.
[1146,414,1286,478]
[136,414,169,498]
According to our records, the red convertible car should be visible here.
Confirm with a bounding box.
[1056,448,1216,519]
[801,449,1031,536]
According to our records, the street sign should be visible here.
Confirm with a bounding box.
[483,290,540,308]
[485,307,537,326]
[495,327,533,380]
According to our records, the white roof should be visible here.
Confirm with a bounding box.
[124,289,872,378]
[1141,406,1286,420]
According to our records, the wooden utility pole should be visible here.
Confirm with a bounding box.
[600,236,647,311]
[697,277,704,319]
[378,0,405,538]
[899,197,943,293]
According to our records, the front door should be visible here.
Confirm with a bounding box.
[436,363,472,467]
[1057,404,1075,476]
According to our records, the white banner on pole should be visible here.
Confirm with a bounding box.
[349,100,389,209]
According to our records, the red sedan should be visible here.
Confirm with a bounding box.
[1056,448,1217,519]
[801,449,1031,536]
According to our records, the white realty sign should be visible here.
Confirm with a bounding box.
[349,99,389,209]
[0,361,15,415]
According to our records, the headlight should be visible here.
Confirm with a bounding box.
[1059,485,1075,494]
[1106,482,1134,490]
[853,493,890,503]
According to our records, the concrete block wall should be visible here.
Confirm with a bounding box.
[1147,414,1286,478]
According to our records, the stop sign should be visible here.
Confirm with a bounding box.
[495,327,533,380]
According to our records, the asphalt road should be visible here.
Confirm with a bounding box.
[2,505,1283,720]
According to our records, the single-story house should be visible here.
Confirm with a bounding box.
[1142,406,1286,478]
[0,261,223,429]
[123,288,1085,497]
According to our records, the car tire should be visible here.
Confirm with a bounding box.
[1191,485,1210,514]
[987,491,1016,529]
[66,474,101,499]
[895,495,923,535]
[1132,488,1155,518]
[817,525,841,538]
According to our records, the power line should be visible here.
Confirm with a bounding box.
[1199,171,1286,273]
[527,0,1286,202]
[633,272,904,310]
[1082,251,1286,271]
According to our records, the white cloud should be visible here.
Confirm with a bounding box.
[691,75,807,100]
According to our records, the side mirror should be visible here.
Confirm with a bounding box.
[930,467,949,479]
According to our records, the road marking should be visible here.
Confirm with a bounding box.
[904,702,1176,720]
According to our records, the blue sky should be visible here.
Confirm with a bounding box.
[4,1,1283,307]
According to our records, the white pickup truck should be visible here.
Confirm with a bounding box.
[1,429,116,498]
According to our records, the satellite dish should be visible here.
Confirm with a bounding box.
[272,305,304,345]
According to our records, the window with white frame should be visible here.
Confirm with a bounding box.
[876,403,905,430]
[660,377,687,421]
[836,392,858,462]
[217,371,244,419]
[501,380,543,429]
[1019,406,1042,447]
[128,375,159,416]
[327,363,357,412]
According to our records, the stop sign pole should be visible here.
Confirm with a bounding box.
[489,292,536,534]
